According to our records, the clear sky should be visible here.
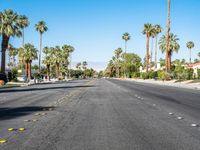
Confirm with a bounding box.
[1,0,200,70]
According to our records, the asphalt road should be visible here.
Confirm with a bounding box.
[0,79,200,150]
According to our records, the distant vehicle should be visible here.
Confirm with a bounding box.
[0,73,8,85]
[17,75,27,82]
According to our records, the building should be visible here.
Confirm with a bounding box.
[187,62,200,77]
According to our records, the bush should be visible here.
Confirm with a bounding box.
[158,70,165,81]
[131,72,140,78]
[186,68,194,80]
[149,71,158,79]
[8,68,18,82]
[198,69,200,79]
[141,72,149,80]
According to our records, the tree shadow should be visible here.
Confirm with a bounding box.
[0,106,54,121]
[0,85,95,93]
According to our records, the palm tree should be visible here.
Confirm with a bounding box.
[43,46,52,80]
[115,48,122,78]
[0,9,21,73]
[17,15,29,74]
[51,46,63,78]
[107,58,115,77]
[17,15,29,47]
[149,27,156,69]
[186,41,194,64]
[62,45,75,78]
[82,61,88,78]
[143,23,154,72]
[35,21,48,73]
[165,0,171,72]
[19,44,38,81]
[82,61,88,70]
[122,32,131,78]
[154,25,162,69]
[159,33,180,69]
[76,63,82,70]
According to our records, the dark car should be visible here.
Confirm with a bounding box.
[0,73,8,84]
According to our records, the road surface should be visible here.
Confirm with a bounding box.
[0,79,200,150]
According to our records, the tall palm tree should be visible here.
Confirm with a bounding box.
[0,9,21,73]
[149,27,156,69]
[143,23,154,72]
[154,25,162,69]
[159,33,180,69]
[35,21,48,73]
[186,41,194,64]
[115,48,122,78]
[122,32,131,78]
[19,44,38,81]
[43,46,52,80]
[17,15,29,47]
[62,45,75,78]
[165,0,171,72]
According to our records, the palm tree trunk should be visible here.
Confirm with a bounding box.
[25,62,28,80]
[189,48,192,64]
[168,52,172,71]
[22,29,25,47]
[146,35,149,72]
[124,41,127,78]
[28,62,31,81]
[1,34,10,73]
[56,63,59,78]
[155,35,158,69]
[39,33,42,73]
[47,64,50,81]
[117,58,120,78]
[150,37,154,69]
[165,0,171,72]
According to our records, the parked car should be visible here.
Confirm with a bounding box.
[0,73,8,85]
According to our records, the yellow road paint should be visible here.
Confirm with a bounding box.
[18,128,25,131]
[0,140,7,144]
[8,128,15,131]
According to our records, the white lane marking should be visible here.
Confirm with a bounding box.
[177,117,184,120]
[191,124,199,127]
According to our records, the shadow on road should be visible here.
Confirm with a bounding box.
[0,85,95,94]
[0,106,54,120]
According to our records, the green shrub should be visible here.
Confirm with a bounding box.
[132,72,140,78]
[186,68,194,80]
[198,69,200,79]
[141,72,149,80]
[8,68,18,82]
[158,70,165,81]
[149,71,158,79]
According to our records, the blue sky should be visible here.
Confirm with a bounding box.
[1,0,200,70]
